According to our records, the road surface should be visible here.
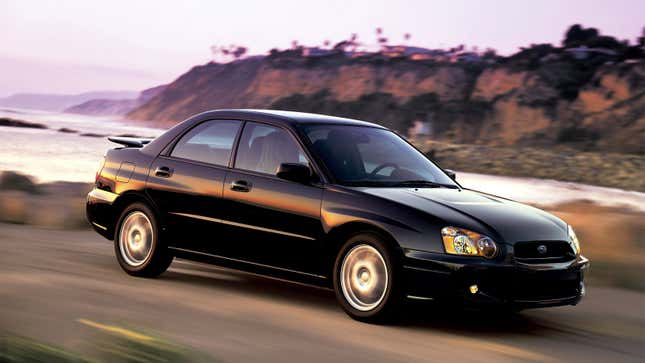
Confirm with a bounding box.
[0,223,643,362]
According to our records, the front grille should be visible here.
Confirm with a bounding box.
[475,268,582,301]
[510,273,581,301]
[514,241,575,263]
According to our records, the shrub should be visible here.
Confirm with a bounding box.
[0,171,40,194]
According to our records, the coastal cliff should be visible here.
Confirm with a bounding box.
[127,48,644,154]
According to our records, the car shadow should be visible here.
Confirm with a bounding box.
[161,260,338,310]
[397,301,553,337]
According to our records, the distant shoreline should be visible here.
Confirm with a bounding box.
[0,115,156,139]
[0,117,47,129]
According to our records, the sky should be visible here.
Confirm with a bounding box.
[0,0,643,97]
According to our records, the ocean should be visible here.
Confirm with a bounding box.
[0,108,164,183]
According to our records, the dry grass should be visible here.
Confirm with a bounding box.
[544,201,645,291]
[0,191,89,229]
[0,174,92,229]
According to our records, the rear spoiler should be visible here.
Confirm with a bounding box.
[107,136,153,148]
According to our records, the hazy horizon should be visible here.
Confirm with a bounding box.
[1,0,643,97]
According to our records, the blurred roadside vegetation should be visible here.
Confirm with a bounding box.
[0,171,90,229]
[0,170,643,292]
[1,320,211,362]
[547,201,645,292]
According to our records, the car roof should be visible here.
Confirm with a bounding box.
[142,109,386,157]
[196,109,386,129]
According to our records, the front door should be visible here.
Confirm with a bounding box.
[222,121,325,275]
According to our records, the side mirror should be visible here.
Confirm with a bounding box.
[277,163,312,184]
[444,169,457,181]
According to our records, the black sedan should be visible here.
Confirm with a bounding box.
[87,109,588,322]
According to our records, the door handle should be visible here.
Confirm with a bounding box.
[230,180,251,192]
[155,166,173,178]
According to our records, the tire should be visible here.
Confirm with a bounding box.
[333,231,403,323]
[114,202,173,277]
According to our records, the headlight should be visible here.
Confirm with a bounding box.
[568,225,581,255]
[441,226,498,259]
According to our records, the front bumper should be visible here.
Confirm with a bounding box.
[403,250,589,308]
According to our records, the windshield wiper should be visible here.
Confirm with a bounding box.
[341,180,392,187]
[390,180,459,188]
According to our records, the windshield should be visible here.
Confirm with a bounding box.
[302,124,458,188]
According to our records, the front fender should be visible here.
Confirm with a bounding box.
[321,186,447,253]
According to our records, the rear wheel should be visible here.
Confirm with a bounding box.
[114,202,172,277]
[333,232,402,323]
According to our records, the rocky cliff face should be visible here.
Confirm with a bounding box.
[126,56,644,154]
[127,57,477,123]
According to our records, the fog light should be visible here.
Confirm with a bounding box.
[580,282,586,296]
[469,284,478,294]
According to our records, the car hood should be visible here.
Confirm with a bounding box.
[359,187,568,244]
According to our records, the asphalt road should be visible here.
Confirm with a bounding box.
[1,223,643,362]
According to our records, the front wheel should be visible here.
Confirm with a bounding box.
[333,232,402,323]
[114,202,173,277]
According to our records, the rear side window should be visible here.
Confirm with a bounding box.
[171,120,241,166]
[235,122,308,175]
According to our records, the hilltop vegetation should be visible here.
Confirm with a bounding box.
[127,25,645,154]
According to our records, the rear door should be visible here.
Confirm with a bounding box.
[222,121,325,275]
[145,119,242,253]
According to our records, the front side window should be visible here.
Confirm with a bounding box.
[235,122,308,175]
[170,120,241,166]
[303,124,457,187]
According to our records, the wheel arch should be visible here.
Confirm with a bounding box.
[109,191,158,239]
[324,221,403,278]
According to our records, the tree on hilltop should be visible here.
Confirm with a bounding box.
[376,27,388,49]
[563,24,624,50]
[333,33,360,52]
[210,44,248,62]
[563,24,599,47]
